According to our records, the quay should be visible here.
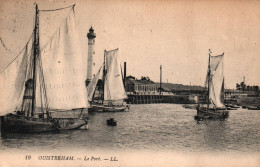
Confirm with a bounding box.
[125,76,203,104]
[127,92,163,104]
[126,92,200,104]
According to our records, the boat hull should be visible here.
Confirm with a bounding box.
[103,106,127,112]
[227,107,237,110]
[182,104,197,109]
[195,109,229,121]
[89,104,128,112]
[247,106,260,110]
[1,114,88,133]
[225,104,240,109]
[54,118,87,130]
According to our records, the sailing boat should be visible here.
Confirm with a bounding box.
[0,4,89,133]
[195,50,229,120]
[87,49,129,112]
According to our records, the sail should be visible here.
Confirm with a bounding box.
[104,49,127,101]
[39,11,89,110]
[105,49,117,71]
[205,53,225,108]
[0,46,29,116]
[87,67,103,101]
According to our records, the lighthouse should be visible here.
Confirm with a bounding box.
[86,26,96,87]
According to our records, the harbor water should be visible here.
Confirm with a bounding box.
[0,104,259,153]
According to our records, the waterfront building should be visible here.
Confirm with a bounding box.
[125,76,159,93]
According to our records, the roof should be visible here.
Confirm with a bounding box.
[126,78,156,85]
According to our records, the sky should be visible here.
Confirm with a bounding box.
[0,0,260,89]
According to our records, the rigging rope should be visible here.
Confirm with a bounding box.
[1,32,33,74]
[39,4,75,12]
[1,4,76,74]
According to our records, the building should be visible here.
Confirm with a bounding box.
[125,76,159,93]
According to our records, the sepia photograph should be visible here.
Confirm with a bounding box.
[0,0,259,166]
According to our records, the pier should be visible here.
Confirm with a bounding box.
[127,93,163,104]
[126,92,199,104]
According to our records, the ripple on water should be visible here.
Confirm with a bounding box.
[1,104,260,153]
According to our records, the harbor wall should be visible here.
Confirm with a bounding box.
[127,94,163,104]
[162,95,196,104]
[126,91,260,105]
[127,94,197,104]
[237,97,260,106]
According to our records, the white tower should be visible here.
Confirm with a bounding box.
[86,26,96,86]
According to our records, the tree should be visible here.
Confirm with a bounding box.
[240,82,246,93]
[236,83,241,91]
[141,76,150,81]
[236,82,259,96]
[246,85,250,91]
[253,86,259,96]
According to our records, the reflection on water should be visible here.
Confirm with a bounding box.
[1,104,259,153]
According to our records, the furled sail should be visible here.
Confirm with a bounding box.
[0,46,30,116]
[39,10,89,110]
[87,67,103,101]
[205,53,225,108]
[104,49,127,102]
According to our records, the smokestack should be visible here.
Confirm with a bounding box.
[124,62,126,87]
[160,65,162,95]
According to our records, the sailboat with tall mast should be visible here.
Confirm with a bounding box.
[0,4,89,132]
[87,48,129,112]
[195,50,229,120]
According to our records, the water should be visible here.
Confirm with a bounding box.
[1,104,260,153]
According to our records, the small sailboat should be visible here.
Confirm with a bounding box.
[195,50,229,120]
[0,4,89,133]
[247,106,260,110]
[87,49,129,112]
[225,103,239,110]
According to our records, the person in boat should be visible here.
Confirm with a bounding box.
[16,110,24,116]
[196,103,200,115]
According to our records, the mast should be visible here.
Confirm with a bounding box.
[160,65,162,95]
[120,65,124,84]
[102,50,106,104]
[207,49,211,110]
[32,4,40,117]
[222,52,225,104]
